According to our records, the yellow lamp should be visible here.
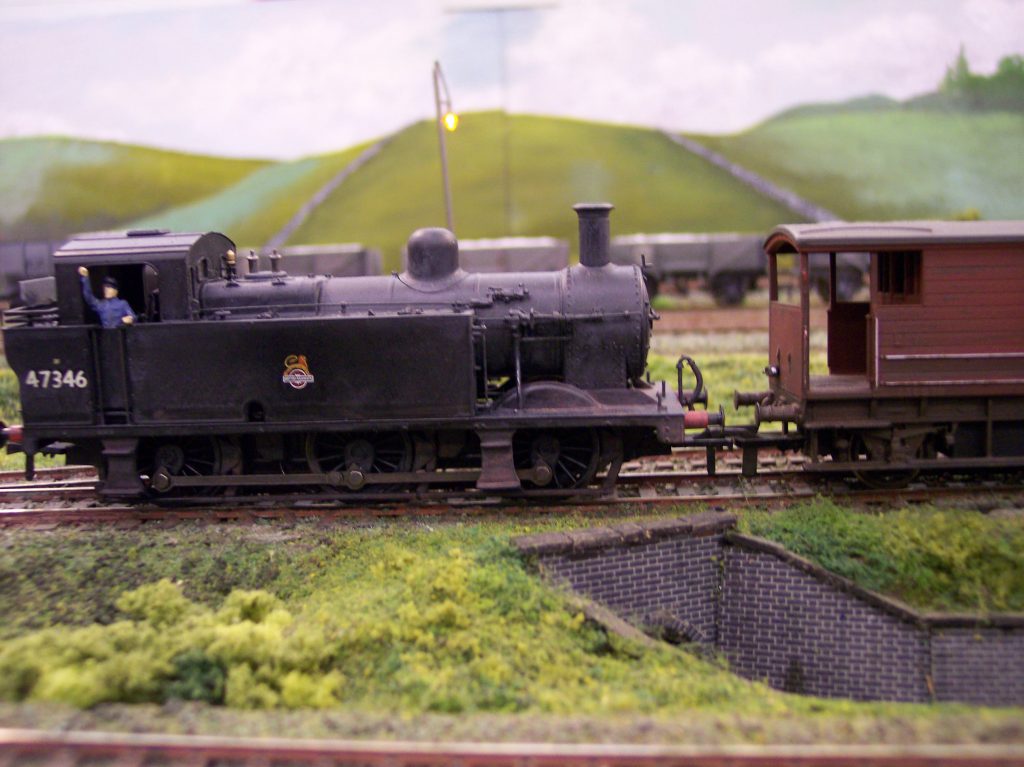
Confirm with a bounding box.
[443,112,459,132]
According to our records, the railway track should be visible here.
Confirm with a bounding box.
[0,450,1020,527]
[1,729,1022,767]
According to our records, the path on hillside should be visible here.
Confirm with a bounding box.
[662,131,839,223]
[263,134,395,251]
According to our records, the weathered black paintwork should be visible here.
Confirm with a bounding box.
[3,205,689,498]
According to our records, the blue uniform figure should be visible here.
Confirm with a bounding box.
[78,267,136,328]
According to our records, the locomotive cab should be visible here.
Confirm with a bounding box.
[3,230,236,476]
[51,229,234,324]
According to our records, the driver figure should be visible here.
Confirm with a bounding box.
[78,266,136,328]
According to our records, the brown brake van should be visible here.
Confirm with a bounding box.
[737,221,1024,482]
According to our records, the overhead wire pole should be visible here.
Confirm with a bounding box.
[445,2,556,234]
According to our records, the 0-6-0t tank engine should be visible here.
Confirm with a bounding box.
[1,203,721,500]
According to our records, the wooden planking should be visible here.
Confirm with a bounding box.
[769,302,804,399]
[928,266,1024,282]
[882,332,1022,352]
[928,257,1024,272]
[927,278,1024,294]
[924,248,1024,269]
[922,249,1024,307]
[926,284,1024,301]
[880,326,1022,351]
[881,356,1024,385]
[876,313,1024,329]
[875,310,1021,355]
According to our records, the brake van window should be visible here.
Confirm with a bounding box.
[877,251,922,303]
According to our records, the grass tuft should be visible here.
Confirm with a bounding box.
[742,500,1024,613]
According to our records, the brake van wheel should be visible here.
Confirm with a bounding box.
[305,431,413,492]
[847,434,920,490]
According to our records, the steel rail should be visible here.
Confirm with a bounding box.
[1,729,1022,767]
[0,465,95,482]
[0,479,1020,528]
[0,448,792,507]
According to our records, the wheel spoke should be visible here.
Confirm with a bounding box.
[307,432,412,491]
[514,429,598,490]
[559,453,589,471]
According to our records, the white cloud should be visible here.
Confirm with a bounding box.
[963,0,1024,70]
[0,0,1021,155]
[0,0,243,23]
[757,11,957,103]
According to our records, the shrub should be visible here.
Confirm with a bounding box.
[115,578,192,626]
[166,650,226,704]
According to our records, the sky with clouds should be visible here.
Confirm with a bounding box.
[1,0,1021,159]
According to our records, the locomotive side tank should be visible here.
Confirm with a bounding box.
[2,204,711,499]
[200,204,650,391]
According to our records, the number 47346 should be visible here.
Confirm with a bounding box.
[24,370,88,389]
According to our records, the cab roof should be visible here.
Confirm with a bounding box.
[54,230,234,262]
[765,220,1024,253]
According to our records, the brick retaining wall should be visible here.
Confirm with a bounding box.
[931,625,1024,706]
[513,514,1024,706]
[720,542,930,701]
[526,514,730,644]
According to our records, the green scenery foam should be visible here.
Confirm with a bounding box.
[128,144,369,247]
[0,505,1019,713]
[290,113,800,271]
[0,137,267,238]
[742,501,1024,613]
[696,111,1024,221]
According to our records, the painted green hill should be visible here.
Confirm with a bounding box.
[695,110,1024,221]
[288,113,801,269]
[0,137,268,240]
[129,143,372,247]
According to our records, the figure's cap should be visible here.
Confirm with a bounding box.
[102,276,119,290]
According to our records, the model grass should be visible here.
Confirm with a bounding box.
[0,504,1020,723]
[741,501,1024,613]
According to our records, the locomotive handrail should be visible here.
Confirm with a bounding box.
[676,355,708,410]
[195,301,642,323]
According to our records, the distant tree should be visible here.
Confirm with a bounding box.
[941,45,974,92]
[987,55,1024,109]
[996,54,1024,78]
[936,47,1023,111]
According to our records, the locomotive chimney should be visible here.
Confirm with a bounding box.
[406,228,459,280]
[574,202,614,268]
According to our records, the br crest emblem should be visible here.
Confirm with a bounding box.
[282,355,315,390]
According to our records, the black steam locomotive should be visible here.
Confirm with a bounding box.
[1,205,718,499]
